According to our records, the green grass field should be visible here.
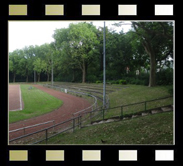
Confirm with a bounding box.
[109,85,172,107]
[35,83,173,145]
[9,84,63,123]
[104,85,173,118]
[44,111,173,145]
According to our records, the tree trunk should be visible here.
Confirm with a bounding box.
[82,60,86,83]
[47,72,49,82]
[149,53,156,87]
[26,75,28,82]
[13,73,16,83]
[38,74,40,82]
[142,41,156,87]
[72,69,75,82]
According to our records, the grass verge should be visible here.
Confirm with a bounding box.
[105,85,173,118]
[9,84,63,123]
[45,111,173,145]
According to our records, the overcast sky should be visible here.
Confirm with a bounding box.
[8,21,132,53]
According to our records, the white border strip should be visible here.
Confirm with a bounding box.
[19,85,22,110]
[155,150,174,161]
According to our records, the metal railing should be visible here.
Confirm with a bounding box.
[98,96,173,121]
[9,120,55,135]
[9,115,82,144]
[9,96,172,144]
[42,84,99,112]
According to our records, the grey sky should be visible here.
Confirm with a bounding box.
[8,21,132,53]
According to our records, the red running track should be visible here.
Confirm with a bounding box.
[9,84,91,142]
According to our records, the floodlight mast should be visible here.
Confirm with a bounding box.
[51,54,53,86]
[51,42,55,86]
[103,21,106,108]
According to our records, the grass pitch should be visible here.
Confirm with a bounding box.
[9,84,63,123]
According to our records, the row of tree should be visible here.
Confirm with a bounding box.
[9,22,173,87]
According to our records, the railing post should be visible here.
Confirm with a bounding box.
[78,115,80,129]
[73,118,75,132]
[45,129,48,144]
[120,106,123,119]
[80,115,82,129]
[145,101,147,111]
[53,120,55,131]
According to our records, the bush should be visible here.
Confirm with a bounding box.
[110,80,116,84]
[96,80,102,84]
[87,75,97,83]
[156,68,173,85]
[119,79,127,85]
[143,79,149,86]
[135,79,143,85]
[116,80,119,84]
[168,86,173,95]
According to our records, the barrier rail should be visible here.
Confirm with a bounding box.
[9,120,55,135]
[9,96,172,145]
[43,84,99,113]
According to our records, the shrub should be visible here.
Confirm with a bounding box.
[135,79,142,85]
[96,80,102,84]
[87,75,97,83]
[156,68,173,85]
[110,80,116,84]
[119,80,127,85]
[116,80,119,84]
[143,79,149,86]
[168,86,173,95]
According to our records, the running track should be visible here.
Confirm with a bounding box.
[9,84,91,141]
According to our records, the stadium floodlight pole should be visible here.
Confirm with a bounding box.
[51,42,55,86]
[51,53,53,86]
[103,21,106,108]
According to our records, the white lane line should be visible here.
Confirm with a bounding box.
[19,85,22,110]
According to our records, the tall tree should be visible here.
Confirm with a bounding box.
[131,22,173,87]
[53,28,80,82]
[53,22,99,83]
[18,46,35,82]
[33,58,46,82]
[37,44,53,81]
[69,22,99,83]
[9,50,22,82]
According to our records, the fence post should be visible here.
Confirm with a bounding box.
[145,101,147,111]
[78,115,80,129]
[73,118,75,133]
[45,129,48,144]
[120,106,123,119]
[53,120,55,131]
[80,115,82,128]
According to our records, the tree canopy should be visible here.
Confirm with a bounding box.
[9,21,173,86]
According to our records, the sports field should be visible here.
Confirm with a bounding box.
[9,84,91,141]
[9,84,63,123]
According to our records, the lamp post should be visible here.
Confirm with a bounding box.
[103,21,106,108]
[51,53,53,86]
[50,42,55,86]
